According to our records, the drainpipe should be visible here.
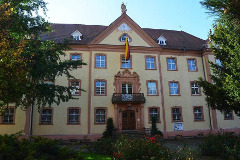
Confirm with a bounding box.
[201,51,212,131]
[28,103,33,140]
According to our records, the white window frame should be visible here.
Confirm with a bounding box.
[121,57,131,68]
[168,58,176,70]
[40,109,52,124]
[148,82,157,95]
[2,108,14,124]
[68,108,80,124]
[194,107,203,121]
[96,55,105,68]
[172,108,181,122]
[170,82,179,95]
[95,109,106,123]
[146,57,155,69]
[191,82,200,95]
[70,81,80,95]
[149,108,159,122]
[188,59,196,71]
[95,81,106,95]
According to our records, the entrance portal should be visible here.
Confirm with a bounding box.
[122,110,136,130]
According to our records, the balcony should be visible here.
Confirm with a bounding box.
[112,93,146,104]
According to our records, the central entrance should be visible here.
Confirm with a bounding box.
[122,110,136,130]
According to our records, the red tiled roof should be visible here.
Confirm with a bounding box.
[41,23,205,51]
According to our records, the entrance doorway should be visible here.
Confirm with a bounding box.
[122,110,136,130]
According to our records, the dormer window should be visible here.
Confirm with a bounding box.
[71,30,82,41]
[157,36,167,45]
[120,33,130,42]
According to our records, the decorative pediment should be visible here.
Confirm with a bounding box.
[113,69,141,93]
[118,23,131,32]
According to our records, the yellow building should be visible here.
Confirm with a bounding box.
[1,6,240,140]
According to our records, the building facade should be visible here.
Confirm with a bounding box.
[1,8,240,140]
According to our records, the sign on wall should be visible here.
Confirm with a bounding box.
[173,123,183,131]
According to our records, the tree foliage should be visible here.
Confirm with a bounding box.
[199,0,240,116]
[0,0,86,113]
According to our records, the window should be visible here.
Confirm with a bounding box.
[224,111,233,120]
[68,108,80,124]
[216,59,222,66]
[40,108,53,125]
[71,30,82,41]
[157,36,167,45]
[43,79,54,85]
[70,53,82,68]
[149,107,160,122]
[122,83,132,94]
[95,80,107,96]
[191,82,200,95]
[187,59,197,71]
[169,82,180,95]
[120,33,130,42]
[95,108,107,124]
[167,58,177,71]
[95,54,106,68]
[69,80,81,96]
[172,107,182,122]
[147,81,158,95]
[1,107,15,124]
[145,56,156,69]
[121,56,131,69]
[193,106,204,121]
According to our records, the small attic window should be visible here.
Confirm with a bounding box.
[157,36,167,45]
[120,33,130,42]
[71,30,82,41]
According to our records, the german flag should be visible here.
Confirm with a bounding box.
[125,38,130,60]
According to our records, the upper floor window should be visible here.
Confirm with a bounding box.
[167,58,177,71]
[95,54,106,68]
[69,80,81,96]
[169,82,179,95]
[40,108,53,125]
[145,56,156,70]
[70,53,82,68]
[95,80,106,96]
[95,108,107,124]
[191,82,200,96]
[122,83,132,94]
[216,59,222,66]
[157,36,167,45]
[121,56,131,69]
[224,111,233,120]
[147,81,158,95]
[68,108,80,125]
[187,59,197,71]
[120,33,130,42]
[193,106,204,121]
[1,107,15,124]
[71,30,82,41]
[149,107,160,122]
[172,107,182,122]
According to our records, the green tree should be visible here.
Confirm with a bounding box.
[199,0,240,116]
[102,118,117,139]
[0,0,86,114]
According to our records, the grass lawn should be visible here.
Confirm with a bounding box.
[79,152,111,160]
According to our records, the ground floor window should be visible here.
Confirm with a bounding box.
[172,107,182,122]
[193,106,204,121]
[149,107,160,122]
[1,107,15,124]
[224,111,233,120]
[95,108,107,124]
[40,108,53,125]
[68,108,80,124]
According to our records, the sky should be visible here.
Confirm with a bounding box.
[43,0,215,40]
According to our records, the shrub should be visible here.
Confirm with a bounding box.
[102,118,117,139]
[113,135,172,160]
[199,132,240,159]
[174,144,198,160]
[0,134,83,160]
[88,138,114,155]
[151,117,163,137]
